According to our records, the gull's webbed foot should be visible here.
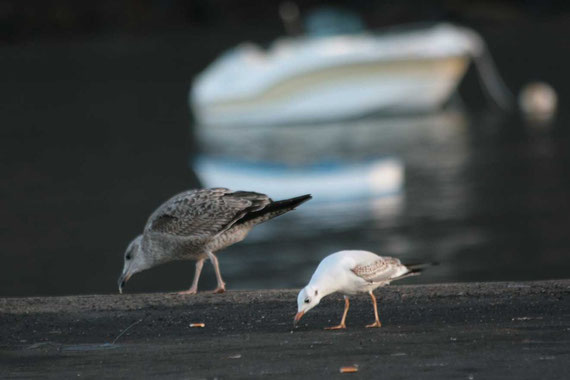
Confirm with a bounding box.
[365,320,382,328]
[324,324,346,330]
[177,287,198,295]
[213,285,226,294]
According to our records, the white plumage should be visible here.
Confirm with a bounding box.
[295,250,427,329]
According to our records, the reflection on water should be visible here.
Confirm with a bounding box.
[191,110,452,286]
[194,110,468,162]
[195,156,403,203]
[193,110,468,226]
[189,108,570,289]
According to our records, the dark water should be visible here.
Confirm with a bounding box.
[194,111,570,290]
[1,22,569,296]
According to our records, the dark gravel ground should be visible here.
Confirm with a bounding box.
[1,280,569,379]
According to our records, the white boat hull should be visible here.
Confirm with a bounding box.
[193,57,469,126]
[191,24,481,126]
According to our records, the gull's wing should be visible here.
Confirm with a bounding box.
[145,188,271,240]
[351,257,411,283]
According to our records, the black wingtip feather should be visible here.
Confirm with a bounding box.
[276,194,312,208]
[260,193,312,214]
[235,194,312,225]
[404,262,439,270]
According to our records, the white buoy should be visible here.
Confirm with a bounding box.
[518,82,558,124]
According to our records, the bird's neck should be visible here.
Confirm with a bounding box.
[140,234,172,267]
[310,275,338,299]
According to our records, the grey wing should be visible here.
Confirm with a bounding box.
[351,257,408,283]
[144,188,271,240]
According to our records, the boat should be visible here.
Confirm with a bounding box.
[190,23,511,127]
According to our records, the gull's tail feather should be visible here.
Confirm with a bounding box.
[393,270,423,281]
[393,262,438,282]
[404,262,439,271]
[237,194,312,225]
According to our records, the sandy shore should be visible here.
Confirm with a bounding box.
[1,280,569,378]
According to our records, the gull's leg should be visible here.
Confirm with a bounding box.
[365,291,382,328]
[177,259,204,295]
[325,296,350,330]
[207,251,226,294]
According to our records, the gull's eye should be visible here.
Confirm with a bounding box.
[304,298,310,304]
[126,254,131,260]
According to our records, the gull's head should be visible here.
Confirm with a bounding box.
[294,285,322,326]
[118,235,147,294]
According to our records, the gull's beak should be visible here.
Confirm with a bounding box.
[117,272,131,294]
[293,311,304,327]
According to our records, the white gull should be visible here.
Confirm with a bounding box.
[294,250,430,329]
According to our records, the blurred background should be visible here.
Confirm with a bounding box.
[1,0,569,297]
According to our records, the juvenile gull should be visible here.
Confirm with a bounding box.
[294,250,431,329]
[118,188,311,294]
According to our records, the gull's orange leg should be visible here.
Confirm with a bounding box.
[365,291,382,328]
[177,259,204,295]
[325,296,350,330]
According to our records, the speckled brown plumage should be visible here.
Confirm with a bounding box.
[351,257,410,283]
[146,188,270,239]
[119,188,311,294]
